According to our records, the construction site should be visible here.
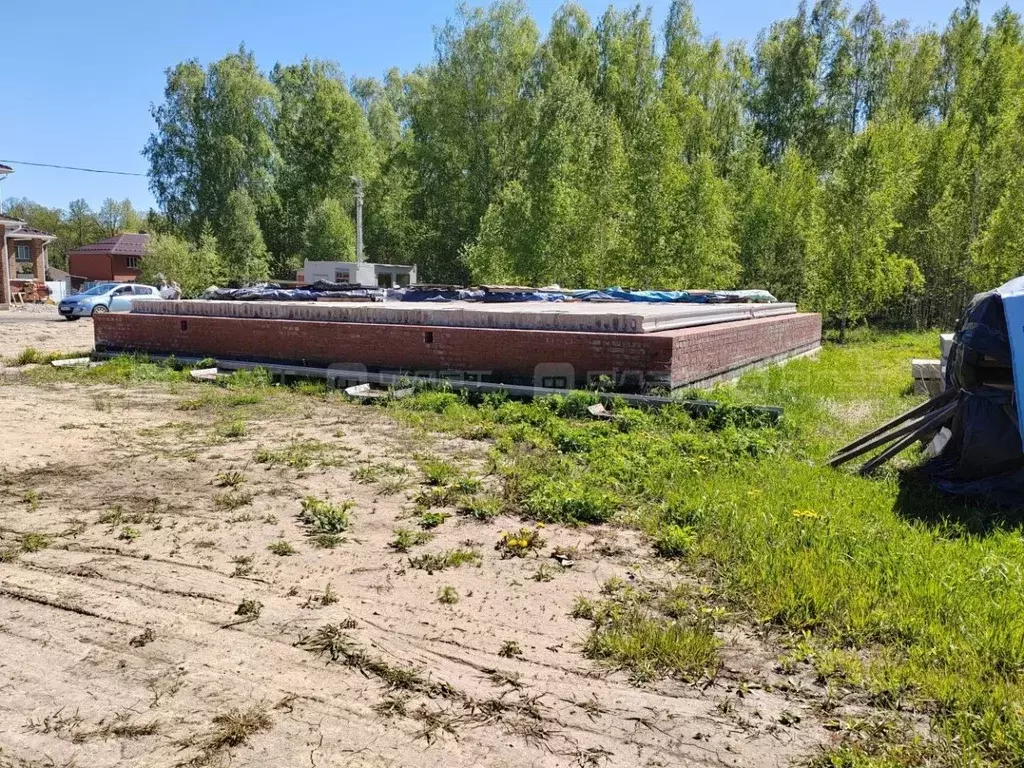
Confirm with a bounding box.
[92,287,822,393]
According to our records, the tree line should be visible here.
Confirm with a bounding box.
[141,0,1023,328]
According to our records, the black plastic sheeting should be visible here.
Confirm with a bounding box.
[203,281,377,301]
[200,283,781,305]
[920,289,1024,505]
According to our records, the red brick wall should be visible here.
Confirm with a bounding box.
[668,313,822,385]
[94,313,676,385]
[94,312,822,388]
[69,253,113,281]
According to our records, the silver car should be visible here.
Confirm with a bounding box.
[58,282,163,320]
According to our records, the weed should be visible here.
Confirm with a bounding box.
[267,540,296,556]
[298,496,352,535]
[312,533,345,548]
[373,695,409,718]
[532,564,556,582]
[20,533,50,553]
[215,471,246,488]
[255,439,351,470]
[130,627,156,647]
[414,485,457,510]
[320,583,339,605]
[184,704,272,766]
[23,489,40,510]
[419,458,460,486]
[496,527,546,558]
[216,419,247,439]
[391,527,433,552]
[653,524,696,558]
[498,640,523,659]
[459,494,502,520]
[572,582,720,683]
[408,549,482,574]
[118,526,140,543]
[438,586,460,604]
[234,598,263,620]
[14,347,44,366]
[213,489,255,511]
[419,511,450,530]
[231,554,255,577]
[296,624,362,663]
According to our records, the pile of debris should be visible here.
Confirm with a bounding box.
[832,276,1024,505]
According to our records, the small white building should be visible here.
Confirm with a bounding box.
[299,260,417,289]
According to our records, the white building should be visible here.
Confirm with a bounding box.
[299,260,417,289]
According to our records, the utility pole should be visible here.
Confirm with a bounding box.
[351,176,364,263]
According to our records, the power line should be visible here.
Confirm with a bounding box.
[0,159,145,177]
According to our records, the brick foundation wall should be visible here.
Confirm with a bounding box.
[668,313,822,386]
[94,311,821,389]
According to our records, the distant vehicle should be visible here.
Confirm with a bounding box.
[57,282,162,320]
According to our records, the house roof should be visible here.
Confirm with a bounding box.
[2,216,56,239]
[68,233,150,257]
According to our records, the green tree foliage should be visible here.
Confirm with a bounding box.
[97,198,142,237]
[139,1,1024,327]
[271,59,374,271]
[304,198,355,262]
[814,120,924,338]
[144,46,278,241]
[219,188,270,285]
[141,226,223,297]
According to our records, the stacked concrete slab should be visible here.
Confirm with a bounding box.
[96,299,822,390]
[133,299,798,334]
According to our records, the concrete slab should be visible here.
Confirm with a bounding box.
[132,299,797,335]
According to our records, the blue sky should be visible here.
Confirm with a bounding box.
[1,0,1008,213]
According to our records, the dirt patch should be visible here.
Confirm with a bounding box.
[0,307,94,361]
[0,380,854,767]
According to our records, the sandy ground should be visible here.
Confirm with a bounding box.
[0,307,94,360]
[0,377,857,768]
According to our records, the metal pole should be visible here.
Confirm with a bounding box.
[352,176,364,263]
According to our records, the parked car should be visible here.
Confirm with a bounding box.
[58,282,163,320]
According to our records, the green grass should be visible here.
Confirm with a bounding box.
[267,540,296,556]
[382,332,1024,765]
[255,439,352,470]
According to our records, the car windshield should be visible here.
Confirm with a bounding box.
[80,283,119,296]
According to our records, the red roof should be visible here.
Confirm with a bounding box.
[68,233,150,257]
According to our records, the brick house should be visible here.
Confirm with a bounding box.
[67,233,150,283]
[1,214,56,308]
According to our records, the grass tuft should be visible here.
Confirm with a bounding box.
[408,548,482,574]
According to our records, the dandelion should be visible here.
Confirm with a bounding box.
[791,508,819,519]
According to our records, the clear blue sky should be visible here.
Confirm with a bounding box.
[1,0,1008,213]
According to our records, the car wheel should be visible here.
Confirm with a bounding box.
[91,305,109,316]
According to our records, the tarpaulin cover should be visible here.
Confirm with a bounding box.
[922,277,1024,504]
[570,287,778,304]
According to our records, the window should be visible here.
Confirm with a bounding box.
[14,244,31,262]
[334,269,350,283]
[132,285,153,295]
[377,273,393,288]
[113,286,132,296]
[395,272,411,288]
[126,256,141,269]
